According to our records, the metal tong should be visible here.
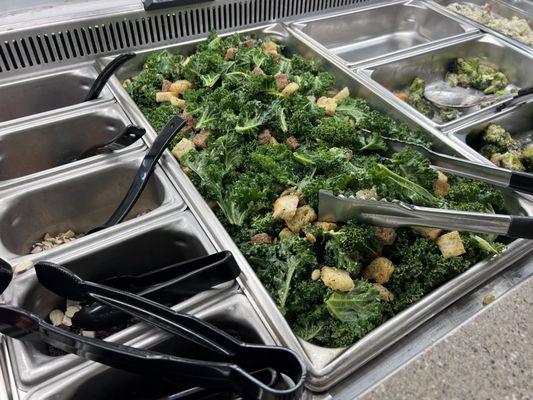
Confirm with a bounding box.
[384,137,533,196]
[0,262,306,400]
[73,251,241,330]
[318,190,533,240]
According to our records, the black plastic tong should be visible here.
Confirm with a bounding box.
[4,262,306,400]
[72,251,241,330]
[84,53,135,101]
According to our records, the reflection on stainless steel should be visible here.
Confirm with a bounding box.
[290,0,476,66]
[358,33,533,130]
[0,64,110,126]
[0,152,181,259]
[101,23,533,390]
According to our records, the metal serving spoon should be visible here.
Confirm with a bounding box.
[423,81,533,109]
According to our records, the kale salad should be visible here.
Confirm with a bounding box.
[124,32,507,348]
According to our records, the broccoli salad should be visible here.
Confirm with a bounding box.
[448,3,533,47]
[397,57,513,123]
[124,32,507,348]
[479,124,533,172]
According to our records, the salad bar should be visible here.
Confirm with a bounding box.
[0,0,532,399]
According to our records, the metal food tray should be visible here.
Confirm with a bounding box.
[0,62,112,130]
[288,0,477,67]
[447,97,533,165]
[431,0,533,53]
[0,101,144,193]
[102,23,533,390]
[356,33,533,132]
[2,209,239,392]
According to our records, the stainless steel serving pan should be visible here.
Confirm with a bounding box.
[0,63,112,130]
[431,0,533,53]
[2,210,238,391]
[101,23,533,390]
[357,33,533,131]
[0,150,184,260]
[289,0,477,67]
[447,97,533,165]
[0,101,144,193]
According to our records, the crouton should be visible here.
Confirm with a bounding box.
[333,86,350,101]
[305,232,316,244]
[171,138,195,161]
[251,233,272,245]
[311,269,321,281]
[433,171,450,198]
[192,130,211,148]
[252,66,265,75]
[170,80,193,95]
[321,266,354,292]
[373,283,394,302]
[170,96,186,109]
[275,73,289,91]
[313,221,338,232]
[363,257,395,284]
[257,128,272,145]
[281,82,299,96]
[374,227,397,246]
[307,95,316,103]
[262,41,278,54]
[279,227,295,240]
[436,231,466,258]
[156,91,174,103]
[355,187,378,200]
[272,195,299,220]
[316,96,337,116]
[413,226,443,241]
[161,79,172,92]
[285,205,317,233]
[286,136,300,150]
[244,38,255,48]
[225,47,235,60]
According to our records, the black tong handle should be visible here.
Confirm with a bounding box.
[73,251,241,330]
[509,171,533,195]
[85,53,135,101]
[88,115,186,234]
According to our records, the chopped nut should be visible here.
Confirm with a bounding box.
[170,95,186,109]
[65,305,81,318]
[286,136,301,150]
[433,171,450,198]
[363,257,395,284]
[257,128,272,145]
[13,260,34,275]
[285,205,317,233]
[225,47,235,60]
[192,130,211,148]
[436,231,466,258]
[252,66,265,75]
[317,97,337,115]
[374,227,397,246]
[413,226,443,241]
[305,232,316,244]
[62,315,72,327]
[279,227,295,240]
[244,38,255,48]
[275,73,289,91]
[273,195,299,220]
[155,91,174,103]
[311,269,321,281]
[313,221,337,232]
[49,309,64,327]
[333,87,350,101]
[251,233,272,245]
[483,294,496,305]
[281,82,299,97]
[161,79,172,92]
[321,266,354,292]
[81,330,96,338]
[170,80,193,95]
[373,283,394,302]
[171,138,196,161]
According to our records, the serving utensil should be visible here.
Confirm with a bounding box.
[87,115,185,234]
[318,190,533,239]
[423,81,533,109]
[84,53,135,101]
[0,258,12,294]
[72,251,241,330]
[384,137,533,195]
